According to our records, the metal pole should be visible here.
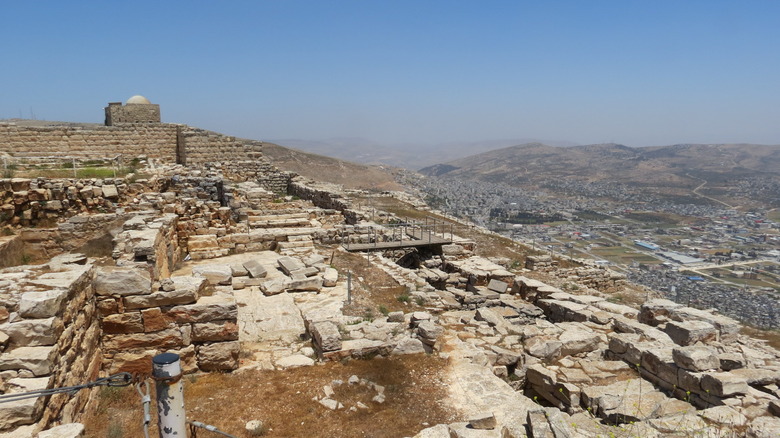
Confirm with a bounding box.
[347,271,352,305]
[152,353,186,438]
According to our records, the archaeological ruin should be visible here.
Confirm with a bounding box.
[1,97,779,437]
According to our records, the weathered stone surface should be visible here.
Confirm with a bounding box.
[699,405,747,427]
[490,346,522,367]
[0,346,56,376]
[196,341,240,371]
[700,372,749,397]
[37,423,86,438]
[469,412,497,430]
[141,307,171,332]
[123,281,200,310]
[311,321,342,353]
[165,296,237,323]
[486,279,508,294]
[191,320,239,342]
[664,320,717,346]
[94,267,151,296]
[718,353,745,371]
[0,377,49,428]
[448,422,502,438]
[260,277,289,295]
[525,337,562,360]
[322,268,338,287]
[412,424,450,438]
[417,321,443,345]
[391,337,426,355]
[275,354,314,369]
[672,346,720,372]
[475,308,503,327]
[5,318,61,347]
[103,328,184,352]
[242,259,267,279]
[558,329,600,357]
[106,350,155,375]
[747,416,780,438]
[101,312,144,334]
[288,276,322,292]
[18,290,67,319]
[277,256,304,275]
[192,264,232,285]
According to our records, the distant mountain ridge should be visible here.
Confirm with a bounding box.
[268,137,578,169]
[419,142,780,190]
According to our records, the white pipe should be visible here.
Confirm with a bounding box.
[152,353,187,438]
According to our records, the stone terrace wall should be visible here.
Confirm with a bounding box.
[0,258,101,430]
[0,123,178,162]
[178,127,256,166]
[289,179,365,224]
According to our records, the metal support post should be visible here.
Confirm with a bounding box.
[347,271,352,305]
[153,353,186,438]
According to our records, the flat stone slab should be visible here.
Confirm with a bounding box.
[234,291,305,343]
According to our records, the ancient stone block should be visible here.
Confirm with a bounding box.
[94,267,152,296]
[664,320,717,346]
[165,296,237,324]
[196,341,239,371]
[123,287,199,310]
[322,268,338,287]
[5,318,61,347]
[102,328,184,352]
[0,346,56,376]
[101,312,144,334]
[0,377,48,428]
[673,346,720,372]
[700,372,749,397]
[277,256,304,275]
[191,320,239,342]
[288,276,322,292]
[311,321,342,353]
[191,264,232,285]
[141,307,171,332]
[558,329,601,357]
[242,259,267,278]
[18,290,67,319]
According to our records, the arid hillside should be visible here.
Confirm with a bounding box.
[261,141,402,191]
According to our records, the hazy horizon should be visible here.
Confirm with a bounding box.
[1,1,778,148]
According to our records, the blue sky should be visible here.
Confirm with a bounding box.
[1,1,778,147]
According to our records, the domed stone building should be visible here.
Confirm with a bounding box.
[104,95,161,125]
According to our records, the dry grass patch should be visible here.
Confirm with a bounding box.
[83,355,454,438]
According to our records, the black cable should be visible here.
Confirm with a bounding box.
[0,372,133,404]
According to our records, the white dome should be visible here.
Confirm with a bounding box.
[126,95,151,105]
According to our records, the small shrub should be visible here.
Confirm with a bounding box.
[414,296,425,306]
[107,422,123,438]
[378,305,389,316]
[396,294,410,303]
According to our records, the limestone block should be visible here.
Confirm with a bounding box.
[475,308,504,327]
[469,412,497,430]
[102,328,184,352]
[101,312,144,334]
[288,276,322,292]
[664,320,717,346]
[0,377,49,428]
[188,235,219,251]
[391,337,426,355]
[700,372,749,397]
[242,259,267,278]
[303,254,325,267]
[106,350,156,375]
[311,321,341,353]
[5,317,61,347]
[191,264,232,286]
[101,184,118,198]
[192,320,239,342]
[165,296,237,324]
[638,298,683,325]
[525,336,562,361]
[416,321,443,346]
[37,423,85,438]
[94,267,152,296]
[486,279,508,294]
[0,346,56,376]
[260,277,289,295]
[123,285,199,310]
[277,256,304,275]
[196,341,240,371]
[275,354,314,369]
[718,353,745,371]
[412,424,450,438]
[141,307,171,332]
[18,290,67,319]
[559,329,601,357]
[673,346,720,372]
[490,345,522,366]
[322,268,338,287]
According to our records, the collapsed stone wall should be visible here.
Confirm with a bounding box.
[0,123,178,162]
[0,256,101,430]
[289,179,365,224]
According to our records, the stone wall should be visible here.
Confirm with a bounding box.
[0,123,178,162]
[289,179,365,224]
[0,257,101,430]
[177,127,256,166]
[104,103,160,125]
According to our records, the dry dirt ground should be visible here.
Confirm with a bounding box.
[82,355,453,438]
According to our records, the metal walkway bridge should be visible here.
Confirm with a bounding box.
[342,218,454,252]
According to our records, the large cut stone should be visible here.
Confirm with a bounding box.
[558,329,601,356]
[0,377,49,428]
[700,372,749,397]
[192,264,232,285]
[196,341,239,371]
[102,328,184,352]
[277,256,304,275]
[165,295,237,323]
[242,259,267,279]
[0,346,56,376]
[322,268,338,287]
[101,312,144,334]
[5,318,61,347]
[94,267,152,296]
[664,320,717,346]
[192,320,239,342]
[18,290,67,319]
[391,337,426,355]
[37,423,86,438]
[123,277,204,310]
[672,346,720,372]
[486,279,509,294]
[525,336,562,360]
[310,320,341,353]
[417,321,443,345]
[288,276,323,292]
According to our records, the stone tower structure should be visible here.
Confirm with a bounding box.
[104,95,161,125]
